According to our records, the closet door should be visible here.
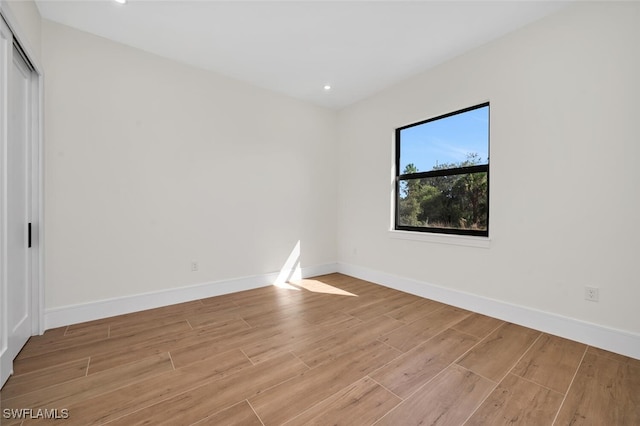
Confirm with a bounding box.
[0,18,34,387]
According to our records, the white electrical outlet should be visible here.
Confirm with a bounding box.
[191,261,199,272]
[585,286,599,302]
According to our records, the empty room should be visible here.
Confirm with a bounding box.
[0,0,638,424]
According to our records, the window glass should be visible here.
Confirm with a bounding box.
[395,103,489,236]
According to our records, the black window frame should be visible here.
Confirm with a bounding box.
[395,102,490,237]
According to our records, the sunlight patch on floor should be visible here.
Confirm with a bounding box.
[272,240,356,296]
[290,279,357,297]
[274,282,301,291]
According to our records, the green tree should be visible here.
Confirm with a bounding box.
[398,163,421,225]
[399,163,419,198]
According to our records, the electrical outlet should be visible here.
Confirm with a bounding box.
[191,261,199,272]
[584,286,599,302]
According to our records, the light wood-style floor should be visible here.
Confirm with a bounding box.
[1,273,639,425]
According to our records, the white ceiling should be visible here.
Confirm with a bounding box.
[35,0,571,109]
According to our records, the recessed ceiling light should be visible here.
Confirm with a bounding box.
[323,85,331,91]
[114,0,127,4]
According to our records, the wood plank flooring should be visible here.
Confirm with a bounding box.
[1,273,638,425]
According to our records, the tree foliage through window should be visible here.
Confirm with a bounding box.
[398,154,487,231]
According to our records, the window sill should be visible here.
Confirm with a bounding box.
[388,230,491,248]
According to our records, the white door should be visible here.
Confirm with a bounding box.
[0,19,33,386]
[7,43,32,361]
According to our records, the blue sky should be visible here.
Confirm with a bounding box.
[399,105,489,173]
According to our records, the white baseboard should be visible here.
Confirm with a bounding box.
[44,262,338,330]
[43,260,640,360]
[336,262,640,360]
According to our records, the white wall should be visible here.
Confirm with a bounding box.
[337,2,640,335]
[42,21,337,310]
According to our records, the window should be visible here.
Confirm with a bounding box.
[395,103,489,237]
